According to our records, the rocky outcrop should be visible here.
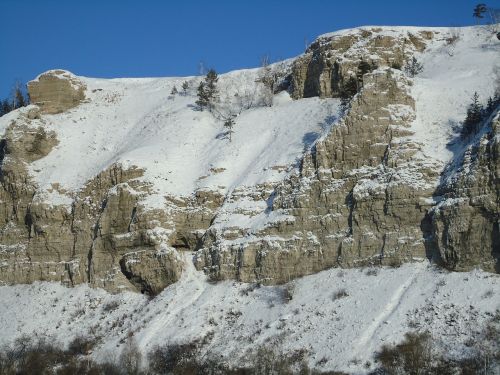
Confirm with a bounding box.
[196,68,439,283]
[290,28,432,99]
[194,28,498,284]
[1,28,498,294]
[429,113,500,272]
[119,247,184,295]
[27,70,86,114]
[0,107,221,293]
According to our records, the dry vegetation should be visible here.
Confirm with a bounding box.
[0,310,498,374]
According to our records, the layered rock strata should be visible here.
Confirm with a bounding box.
[429,113,499,272]
[0,28,498,294]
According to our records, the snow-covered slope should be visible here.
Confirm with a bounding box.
[410,26,499,164]
[13,26,497,209]
[23,69,339,208]
[0,25,499,373]
[0,258,498,373]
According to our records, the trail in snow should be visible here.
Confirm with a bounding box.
[353,262,425,357]
[136,252,206,350]
[0,262,498,374]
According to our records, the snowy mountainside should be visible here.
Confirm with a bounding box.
[0,25,498,288]
[26,69,339,203]
[0,258,498,373]
[410,26,499,164]
[0,24,499,374]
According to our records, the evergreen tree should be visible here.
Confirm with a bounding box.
[170,86,178,95]
[404,57,424,77]
[462,92,483,137]
[4,99,11,114]
[181,81,189,95]
[473,3,487,23]
[195,81,209,110]
[204,69,219,111]
[195,69,219,112]
[224,115,236,142]
[357,60,373,87]
[0,100,12,117]
[14,86,26,108]
[486,96,494,113]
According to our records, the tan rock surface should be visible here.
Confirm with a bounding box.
[27,70,86,114]
[1,28,498,295]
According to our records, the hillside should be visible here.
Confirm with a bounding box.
[0,25,499,373]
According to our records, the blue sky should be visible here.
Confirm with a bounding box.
[0,0,496,99]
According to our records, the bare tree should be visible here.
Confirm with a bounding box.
[257,55,275,107]
[119,336,142,375]
[256,55,289,107]
[487,8,500,33]
[198,61,207,76]
[473,3,488,24]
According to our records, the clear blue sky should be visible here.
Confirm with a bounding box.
[0,0,496,99]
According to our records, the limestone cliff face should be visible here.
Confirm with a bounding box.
[429,113,499,272]
[196,68,438,283]
[290,27,430,99]
[0,125,220,293]
[0,78,221,293]
[194,28,498,283]
[0,27,498,294]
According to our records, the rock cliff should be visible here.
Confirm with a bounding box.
[0,26,498,293]
[429,113,499,272]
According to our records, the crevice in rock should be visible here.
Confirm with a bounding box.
[65,262,75,287]
[0,139,6,170]
[23,190,37,241]
[24,206,33,240]
[127,206,137,232]
[171,237,190,251]
[421,210,439,263]
[346,190,354,236]
[379,233,387,263]
[236,245,244,282]
[254,248,263,283]
[383,173,395,216]
[331,62,341,96]
[87,197,108,284]
[493,219,500,273]
[70,201,77,258]
[382,132,392,167]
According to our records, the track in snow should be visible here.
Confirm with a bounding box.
[353,262,425,357]
[137,252,206,349]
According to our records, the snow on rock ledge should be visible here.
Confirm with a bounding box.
[27,69,86,114]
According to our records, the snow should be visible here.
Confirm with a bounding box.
[0,25,496,214]
[0,257,498,373]
[0,24,499,372]
[318,25,453,39]
[410,26,500,165]
[315,25,500,173]
[15,69,340,211]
